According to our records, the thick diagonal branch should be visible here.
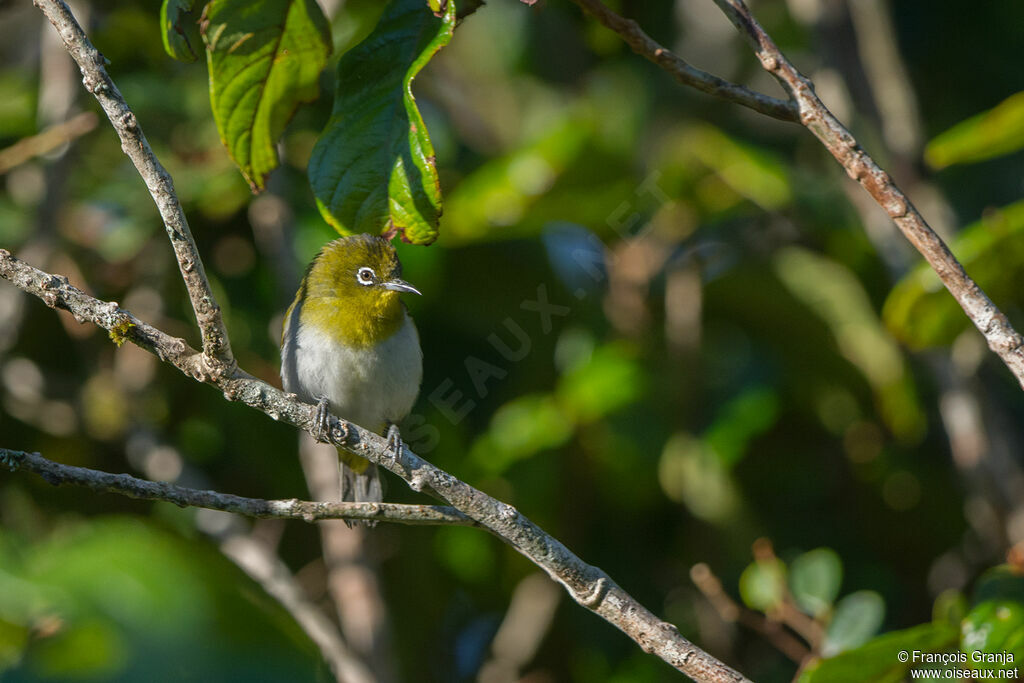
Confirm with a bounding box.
[32,0,235,373]
[0,249,748,683]
[567,0,798,122]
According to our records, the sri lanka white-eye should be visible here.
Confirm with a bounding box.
[281,234,423,526]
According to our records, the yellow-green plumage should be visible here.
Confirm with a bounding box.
[281,234,423,522]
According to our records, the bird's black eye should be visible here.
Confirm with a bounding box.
[356,267,375,285]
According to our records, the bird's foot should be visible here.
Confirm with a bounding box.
[386,423,404,462]
[313,397,331,443]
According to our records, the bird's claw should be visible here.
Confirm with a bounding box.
[386,423,403,462]
[313,397,331,443]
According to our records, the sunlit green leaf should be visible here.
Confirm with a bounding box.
[435,526,494,583]
[160,0,199,63]
[925,91,1024,169]
[443,113,593,244]
[557,343,644,423]
[798,622,958,683]
[309,0,455,244]
[29,618,128,678]
[471,394,573,474]
[658,434,741,523]
[204,0,332,190]
[777,246,924,442]
[961,600,1024,672]
[703,386,779,466]
[932,589,967,627]
[823,590,885,656]
[884,200,1024,349]
[790,548,842,618]
[738,558,786,612]
[684,123,791,210]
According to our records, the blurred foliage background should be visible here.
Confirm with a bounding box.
[2,0,1024,680]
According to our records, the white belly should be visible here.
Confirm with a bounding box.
[282,313,422,433]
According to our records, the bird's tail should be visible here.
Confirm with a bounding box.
[338,448,381,529]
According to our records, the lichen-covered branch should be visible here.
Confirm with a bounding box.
[567,0,798,122]
[0,250,748,683]
[0,448,475,527]
[32,0,235,373]
[708,0,1024,389]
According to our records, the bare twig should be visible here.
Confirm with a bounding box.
[32,0,235,372]
[219,531,377,683]
[0,249,748,682]
[567,0,798,122]
[0,447,476,527]
[690,563,810,665]
[708,0,1024,388]
[0,111,98,174]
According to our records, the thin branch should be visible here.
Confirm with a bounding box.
[567,0,798,122]
[690,563,810,665]
[0,250,748,683]
[219,531,378,683]
[708,0,1024,389]
[32,0,235,373]
[0,111,98,174]
[0,448,477,527]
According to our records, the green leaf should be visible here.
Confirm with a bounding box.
[962,600,1024,672]
[962,565,1024,672]
[309,0,455,244]
[798,622,958,683]
[972,565,1024,605]
[204,0,332,190]
[790,548,842,618]
[925,91,1024,169]
[823,590,885,656]
[470,394,573,474]
[160,0,200,62]
[556,343,645,423]
[738,558,786,612]
[883,200,1024,349]
[703,386,780,466]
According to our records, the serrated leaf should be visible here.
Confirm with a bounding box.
[161,0,199,62]
[790,548,842,618]
[925,91,1024,169]
[798,622,958,683]
[204,0,332,191]
[738,559,786,612]
[823,590,885,656]
[309,0,455,245]
[883,200,1024,349]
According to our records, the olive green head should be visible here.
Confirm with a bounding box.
[294,234,420,347]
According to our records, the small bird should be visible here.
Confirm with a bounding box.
[281,234,423,526]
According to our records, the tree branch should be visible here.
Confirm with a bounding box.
[0,249,748,682]
[218,531,378,683]
[0,448,476,527]
[570,0,1024,390]
[567,0,798,122]
[32,0,235,373]
[707,0,1024,389]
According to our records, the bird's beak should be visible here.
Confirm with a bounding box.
[383,278,421,296]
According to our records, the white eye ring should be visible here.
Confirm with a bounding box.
[356,267,375,285]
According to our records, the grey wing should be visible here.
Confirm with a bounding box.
[280,295,305,398]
